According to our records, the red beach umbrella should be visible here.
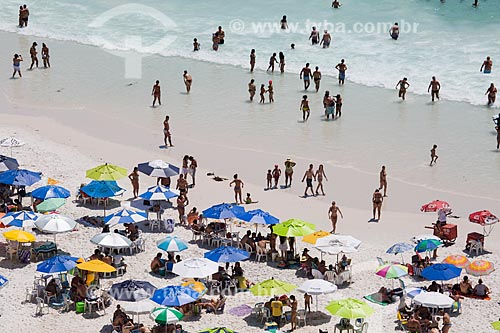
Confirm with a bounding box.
[420,200,450,213]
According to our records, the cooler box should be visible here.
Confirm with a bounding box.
[433,224,457,241]
[467,232,484,246]
[75,302,85,313]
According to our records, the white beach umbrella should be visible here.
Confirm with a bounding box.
[34,214,77,234]
[0,136,25,156]
[121,299,156,323]
[297,279,337,311]
[316,234,362,249]
[90,232,133,249]
[172,258,219,278]
[413,292,454,308]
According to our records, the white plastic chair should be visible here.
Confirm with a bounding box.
[149,220,161,231]
[35,297,49,316]
[255,247,268,262]
[260,307,271,323]
[469,240,484,256]
[244,243,255,258]
[297,309,307,326]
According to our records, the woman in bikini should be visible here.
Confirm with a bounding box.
[372,189,383,220]
[181,155,189,177]
[128,167,140,198]
[260,84,266,103]
[328,201,343,234]
[229,174,244,204]
[284,158,295,188]
[300,95,310,121]
[335,94,343,117]
[314,164,328,195]
[177,194,189,225]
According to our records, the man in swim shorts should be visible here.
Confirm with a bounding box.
[301,164,316,197]
[335,59,347,85]
[320,30,331,48]
[300,63,312,90]
[390,22,399,40]
[163,115,172,147]
[427,76,440,102]
[29,42,38,70]
[183,70,192,93]
[313,66,322,92]
[309,27,320,45]
[480,56,492,73]
[430,144,438,166]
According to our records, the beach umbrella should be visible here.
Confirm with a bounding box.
[421,264,462,281]
[150,306,184,324]
[0,136,25,156]
[326,298,374,319]
[36,255,78,274]
[90,232,133,249]
[172,258,219,278]
[181,280,207,295]
[492,321,500,331]
[469,210,498,225]
[81,180,125,198]
[421,200,450,212]
[104,209,147,225]
[313,244,358,257]
[465,260,495,276]
[150,286,200,306]
[411,234,441,244]
[413,292,454,308]
[272,218,316,237]
[442,255,470,268]
[202,203,245,220]
[3,229,35,242]
[157,236,188,252]
[316,234,362,249]
[138,160,180,178]
[249,278,297,296]
[139,185,179,201]
[34,214,77,234]
[297,279,337,311]
[199,328,237,333]
[375,263,408,279]
[303,230,331,244]
[86,163,127,181]
[109,280,157,302]
[0,169,41,186]
[1,211,38,228]
[121,299,157,323]
[0,274,8,289]
[204,246,249,263]
[76,259,116,273]
[406,287,426,299]
[386,242,414,263]
[35,198,66,213]
[237,209,279,226]
[0,155,18,172]
[414,239,442,253]
[32,185,70,200]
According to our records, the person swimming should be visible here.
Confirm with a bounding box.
[390,23,399,40]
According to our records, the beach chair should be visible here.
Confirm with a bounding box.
[251,302,264,318]
[35,297,49,316]
[191,229,203,242]
[50,294,72,312]
[396,311,408,331]
[214,297,226,314]
[260,307,271,323]
[377,257,386,265]
[244,243,255,258]
[297,309,307,327]
[469,240,483,256]
[149,219,161,231]
[255,246,268,262]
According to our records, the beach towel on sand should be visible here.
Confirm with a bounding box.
[364,292,394,306]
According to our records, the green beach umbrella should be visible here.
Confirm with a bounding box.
[150,307,183,324]
[36,198,66,213]
[326,298,374,319]
[199,328,237,333]
[250,277,297,296]
[492,321,500,331]
[272,218,316,237]
[86,163,128,181]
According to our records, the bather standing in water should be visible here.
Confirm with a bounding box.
[396,78,410,100]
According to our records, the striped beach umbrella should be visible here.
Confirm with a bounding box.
[139,185,179,201]
[150,307,184,324]
[104,209,147,225]
[157,236,188,252]
[442,255,470,268]
[465,260,495,276]
[375,263,408,279]
[1,211,38,228]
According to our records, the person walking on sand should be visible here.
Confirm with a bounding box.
[266,169,272,190]
[279,52,285,73]
[250,49,256,72]
[313,66,322,92]
[309,27,320,45]
[427,76,441,102]
[430,144,438,166]
[272,164,281,189]
[396,77,409,100]
[372,189,383,220]
[320,30,331,48]
[188,156,197,186]
[267,53,278,72]
[486,83,497,106]
[230,174,244,204]
[29,42,38,70]
[290,295,298,332]
[280,15,288,29]
[301,164,316,197]
[379,165,387,197]
[268,80,274,103]
[335,59,347,85]
[328,201,343,233]
[480,56,492,73]
[284,158,296,188]
[248,79,256,101]
[300,95,310,121]
[300,63,312,90]
[183,70,192,93]
[128,167,140,198]
[152,80,161,107]
[163,116,172,147]
[315,164,328,195]
[259,84,266,103]
[12,54,23,78]
[41,43,50,68]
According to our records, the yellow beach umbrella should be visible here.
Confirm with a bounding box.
[303,230,331,244]
[76,259,116,273]
[442,255,470,268]
[3,229,36,243]
[86,163,128,181]
[181,279,207,295]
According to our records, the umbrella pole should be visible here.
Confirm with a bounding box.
[316,295,319,312]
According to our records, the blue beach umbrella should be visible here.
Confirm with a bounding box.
[32,185,70,200]
[0,274,8,289]
[81,180,125,198]
[0,155,18,172]
[139,185,179,201]
[104,209,147,225]
[205,246,250,263]
[237,209,279,225]
[36,255,79,274]
[0,169,41,186]
[110,280,157,302]
[386,243,414,255]
[422,263,462,281]
[157,236,188,252]
[0,211,38,228]
[151,286,200,307]
[202,203,245,220]
[138,160,179,178]
[414,239,443,253]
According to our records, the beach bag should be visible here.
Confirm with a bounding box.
[165,219,175,233]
